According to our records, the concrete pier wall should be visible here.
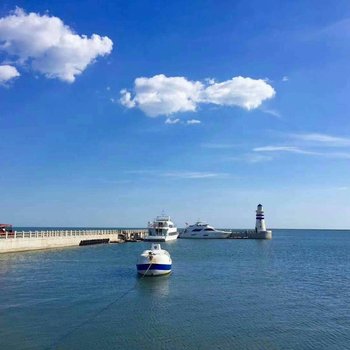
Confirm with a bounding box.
[0,229,147,253]
[0,234,117,253]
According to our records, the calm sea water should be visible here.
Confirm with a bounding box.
[0,229,349,350]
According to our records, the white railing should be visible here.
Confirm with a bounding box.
[0,229,147,239]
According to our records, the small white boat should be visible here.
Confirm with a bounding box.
[180,222,231,239]
[145,215,178,242]
[136,243,172,276]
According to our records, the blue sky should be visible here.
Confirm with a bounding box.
[1,0,350,228]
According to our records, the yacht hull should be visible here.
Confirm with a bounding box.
[144,233,178,242]
[180,232,231,239]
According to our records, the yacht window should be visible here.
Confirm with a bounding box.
[192,228,202,232]
[204,228,215,231]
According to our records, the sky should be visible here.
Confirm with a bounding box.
[1,0,350,228]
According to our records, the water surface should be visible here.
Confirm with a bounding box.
[0,229,349,349]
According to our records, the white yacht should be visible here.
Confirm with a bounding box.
[180,222,231,239]
[136,243,172,276]
[145,215,178,242]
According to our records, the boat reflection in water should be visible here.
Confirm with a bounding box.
[137,272,170,297]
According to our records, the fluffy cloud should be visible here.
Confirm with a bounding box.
[0,64,20,83]
[187,119,201,125]
[120,74,275,117]
[203,76,275,110]
[0,8,113,82]
[121,75,203,117]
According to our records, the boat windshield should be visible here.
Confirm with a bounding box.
[155,221,168,227]
[193,222,208,227]
[149,228,168,236]
[156,215,170,221]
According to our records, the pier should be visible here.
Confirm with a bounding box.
[0,229,147,254]
[228,230,272,239]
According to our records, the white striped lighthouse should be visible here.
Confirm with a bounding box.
[252,204,272,239]
[255,204,267,232]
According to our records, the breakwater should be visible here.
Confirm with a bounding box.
[0,227,272,254]
[229,230,272,239]
[0,229,147,253]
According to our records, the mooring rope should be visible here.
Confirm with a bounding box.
[48,261,154,350]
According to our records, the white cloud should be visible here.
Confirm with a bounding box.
[187,119,201,125]
[290,133,350,147]
[120,74,275,117]
[322,152,350,159]
[253,146,314,154]
[0,64,20,84]
[164,118,201,125]
[162,171,227,179]
[165,118,180,124]
[254,145,350,160]
[0,8,113,82]
[203,76,275,110]
[261,108,281,118]
[120,75,203,117]
[119,89,136,108]
[125,169,227,179]
[282,76,289,82]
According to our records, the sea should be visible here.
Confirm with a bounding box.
[0,229,349,350]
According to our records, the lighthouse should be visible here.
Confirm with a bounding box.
[253,204,272,239]
[255,204,266,232]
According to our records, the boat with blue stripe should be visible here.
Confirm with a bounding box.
[136,243,172,276]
